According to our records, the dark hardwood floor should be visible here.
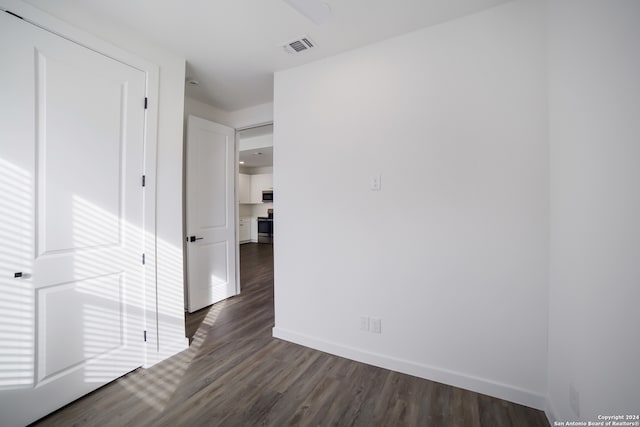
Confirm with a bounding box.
[185,305,210,344]
[34,242,549,427]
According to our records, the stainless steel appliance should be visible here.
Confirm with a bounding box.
[262,190,273,202]
[257,209,273,244]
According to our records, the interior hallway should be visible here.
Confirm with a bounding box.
[33,243,549,426]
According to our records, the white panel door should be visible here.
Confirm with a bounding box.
[0,12,146,427]
[186,116,237,312]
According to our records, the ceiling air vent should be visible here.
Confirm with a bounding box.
[283,36,316,54]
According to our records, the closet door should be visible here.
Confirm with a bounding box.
[0,11,146,426]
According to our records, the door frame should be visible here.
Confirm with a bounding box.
[0,0,160,367]
[235,121,274,295]
[234,128,241,295]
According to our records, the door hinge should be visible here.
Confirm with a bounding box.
[144,97,148,109]
[142,253,146,265]
[142,175,146,187]
[5,10,24,20]
[143,330,147,342]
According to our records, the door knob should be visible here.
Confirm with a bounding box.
[189,236,204,242]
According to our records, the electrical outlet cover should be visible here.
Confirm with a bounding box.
[370,174,381,191]
[371,318,381,334]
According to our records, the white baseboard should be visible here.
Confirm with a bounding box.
[272,327,546,411]
[144,338,189,368]
[544,396,559,425]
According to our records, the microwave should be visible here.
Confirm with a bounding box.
[262,191,273,202]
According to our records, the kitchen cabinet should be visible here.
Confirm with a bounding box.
[239,173,251,204]
[239,173,273,204]
[239,217,251,243]
[250,173,273,203]
[250,217,258,242]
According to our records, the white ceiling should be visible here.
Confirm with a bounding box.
[238,124,274,139]
[24,0,510,112]
[240,147,274,168]
[239,124,274,168]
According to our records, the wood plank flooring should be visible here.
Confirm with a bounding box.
[33,243,549,427]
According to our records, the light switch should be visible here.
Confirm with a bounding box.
[370,174,381,191]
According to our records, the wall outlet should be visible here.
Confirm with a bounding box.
[569,384,580,418]
[371,318,382,334]
[360,316,370,332]
[370,174,381,191]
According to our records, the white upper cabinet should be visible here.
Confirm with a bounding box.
[240,173,273,204]
[251,173,273,203]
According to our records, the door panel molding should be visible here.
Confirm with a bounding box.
[35,273,125,385]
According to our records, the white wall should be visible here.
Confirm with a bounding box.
[236,203,274,219]
[19,0,188,363]
[273,0,548,409]
[239,134,273,151]
[547,0,640,422]
[185,96,232,127]
[240,166,274,175]
[251,203,274,218]
[231,102,274,129]
[185,97,273,130]
[238,205,253,218]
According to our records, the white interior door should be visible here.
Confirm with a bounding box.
[186,115,237,312]
[0,12,146,426]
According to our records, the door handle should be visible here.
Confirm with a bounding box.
[14,272,23,278]
[189,236,204,242]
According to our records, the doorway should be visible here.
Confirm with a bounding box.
[184,121,274,343]
[237,123,274,245]
[237,123,274,298]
